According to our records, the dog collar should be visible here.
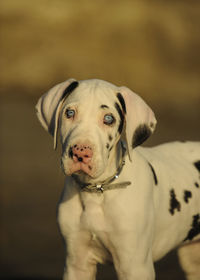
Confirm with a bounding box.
[72,142,131,193]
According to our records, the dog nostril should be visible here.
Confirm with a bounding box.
[78,157,83,162]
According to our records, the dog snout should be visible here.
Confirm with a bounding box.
[71,144,93,164]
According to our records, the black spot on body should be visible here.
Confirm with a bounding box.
[68,147,73,158]
[108,134,113,141]
[62,81,79,99]
[115,102,124,134]
[106,143,110,149]
[148,163,158,185]
[132,124,152,148]
[169,189,181,215]
[194,161,200,172]
[195,182,199,188]
[184,190,192,203]
[184,214,200,241]
[117,93,126,114]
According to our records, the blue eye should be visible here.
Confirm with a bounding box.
[104,114,115,125]
[66,109,75,118]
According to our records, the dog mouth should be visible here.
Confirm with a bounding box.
[69,160,93,176]
[61,154,95,178]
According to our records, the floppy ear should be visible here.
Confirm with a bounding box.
[35,78,78,149]
[119,86,157,161]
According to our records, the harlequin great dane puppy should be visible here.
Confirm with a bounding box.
[36,79,200,280]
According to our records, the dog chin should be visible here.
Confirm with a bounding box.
[63,165,95,179]
[75,166,106,183]
[61,159,105,181]
[67,167,104,183]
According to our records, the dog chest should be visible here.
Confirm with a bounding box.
[80,193,106,233]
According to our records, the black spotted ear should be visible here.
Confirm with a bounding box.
[118,86,157,161]
[36,79,78,149]
[132,124,153,148]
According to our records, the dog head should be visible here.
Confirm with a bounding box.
[36,79,156,180]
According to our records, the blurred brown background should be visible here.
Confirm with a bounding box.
[0,0,200,279]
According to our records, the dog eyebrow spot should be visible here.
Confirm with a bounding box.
[101,104,109,109]
[169,189,181,215]
[194,161,200,172]
[148,162,158,185]
[184,190,192,203]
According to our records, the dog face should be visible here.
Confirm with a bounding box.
[59,80,125,179]
[36,79,156,181]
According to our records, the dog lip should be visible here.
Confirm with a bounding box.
[69,161,93,176]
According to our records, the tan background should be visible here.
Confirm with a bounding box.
[0,0,200,279]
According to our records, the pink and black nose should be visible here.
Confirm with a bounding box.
[70,144,93,164]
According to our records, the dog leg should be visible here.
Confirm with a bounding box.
[177,240,200,280]
[62,231,97,280]
[107,232,155,280]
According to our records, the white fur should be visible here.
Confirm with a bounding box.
[36,79,200,280]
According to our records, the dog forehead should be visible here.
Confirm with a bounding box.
[79,79,118,91]
[65,79,119,105]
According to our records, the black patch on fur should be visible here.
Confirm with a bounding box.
[49,82,78,137]
[106,143,110,149]
[148,163,158,185]
[194,161,200,172]
[184,214,200,241]
[184,190,192,203]
[108,134,113,141]
[195,182,199,188]
[132,124,152,148]
[115,102,124,134]
[169,189,181,215]
[62,81,79,99]
[68,147,73,159]
[117,93,126,114]
[101,104,109,109]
